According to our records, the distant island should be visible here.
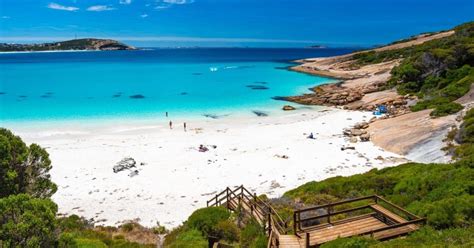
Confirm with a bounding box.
[308,44,328,49]
[0,38,136,52]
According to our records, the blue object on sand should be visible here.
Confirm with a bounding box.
[378,105,388,113]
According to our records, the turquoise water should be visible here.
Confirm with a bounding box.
[0,48,352,122]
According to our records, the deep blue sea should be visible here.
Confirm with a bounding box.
[0,48,354,123]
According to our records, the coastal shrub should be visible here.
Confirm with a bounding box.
[120,222,136,232]
[58,229,154,248]
[187,206,231,238]
[284,161,474,229]
[0,194,58,247]
[58,232,78,248]
[75,238,108,248]
[58,214,92,232]
[240,218,267,248]
[372,226,474,247]
[457,108,474,144]
[320,236,377,248]
[215,220,240,243]
[0,128,57,198]
[410,97,450,112]
[418,195,474,228]
[320,226,474,247]
[166,228,207,248]
[430,102,464,117]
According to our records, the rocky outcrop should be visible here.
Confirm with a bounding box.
[282,105,296,111]
[343,122,371,142]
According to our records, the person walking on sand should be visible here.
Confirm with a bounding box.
[169,121,173,129]
[184,122,187,132]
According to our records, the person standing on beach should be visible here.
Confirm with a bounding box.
[184,122,187,132]
[169,121,173,129]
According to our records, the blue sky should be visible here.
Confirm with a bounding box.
[0,0,473,47]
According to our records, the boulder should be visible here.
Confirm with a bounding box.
[282,105,296,111]
[360,133,370,142]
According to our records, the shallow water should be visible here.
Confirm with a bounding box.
[0,48,353,123]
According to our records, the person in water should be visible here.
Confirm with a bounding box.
[166,112,168,117]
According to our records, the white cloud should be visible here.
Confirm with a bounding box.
[140,14,149,18]
[87,5,115,11]
[154,5,170,9]
[162,0,194,4]
[119,0,132,4]
[154,0,194,9]
[47,3,79,11]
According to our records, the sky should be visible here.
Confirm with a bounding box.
[0,0,473,47]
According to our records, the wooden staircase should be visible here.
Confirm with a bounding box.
[207,186,425,248]
[207,185,292,247]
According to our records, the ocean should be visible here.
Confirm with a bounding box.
[0,48,354,123]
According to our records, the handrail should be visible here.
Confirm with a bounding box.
[294,195,375,214]
[358,218,426,236]
[374,195,421,220]
[207,185,290,237]
[298,205,371,224]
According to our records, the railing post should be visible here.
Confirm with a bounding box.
[374,195,378,204]
[327,206,331,224]
[268,212,272,236]
[298,211,302,231]
[253,193,257,212]
[226,188,229,209]
[215,194,218,206]
[293,211,297,234]
[305,233,310,248]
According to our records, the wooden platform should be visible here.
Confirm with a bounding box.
[207,187,425,248]
[300,212,416,246]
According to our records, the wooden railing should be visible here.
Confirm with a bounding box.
[207,185,290,246]
[293,195,375,235]
[294,195,425,247]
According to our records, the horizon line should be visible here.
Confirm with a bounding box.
[0,36,375,46]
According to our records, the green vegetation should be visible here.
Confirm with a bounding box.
[354,22,474,117]
[0,194,58,247]
[0,128,155,247]
[321,226,474,248]
[164,206,267,248]
[283,105,474,246]
[0,128,57,198]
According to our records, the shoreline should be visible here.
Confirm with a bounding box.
[12,107,406,228]
[281,30,459,161]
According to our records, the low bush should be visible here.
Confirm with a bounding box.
[240,219,267,248]
[187,207,231,238]
[430,102,464,117]
[166,229,207,248]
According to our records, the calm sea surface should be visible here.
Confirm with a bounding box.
[0,48,354,123]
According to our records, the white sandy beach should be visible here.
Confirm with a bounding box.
[6,107,406,228]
